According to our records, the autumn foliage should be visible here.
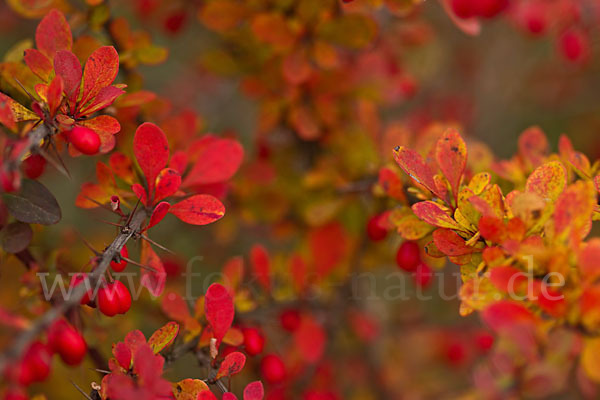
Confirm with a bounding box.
[1,0,600,399]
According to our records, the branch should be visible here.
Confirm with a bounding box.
[0,207,147,372]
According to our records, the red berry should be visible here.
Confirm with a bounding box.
[3,388,28,400]
[366,214,387,241]
[559,28,589,63]
[22,154,46,179]
[48,321,87,366]
[396,241,421,272]
[279,309,301,332]
[110,246,129,272]
[113,281,132,314]
[243,327,265,356]
[0,168,20,193]
[445,341,466,365]
[474,0,508,18]
[414,263,433,288]
[521,3,546,35]
[475,331,494,352]
[18,341,51,385]
[97,284,121,317]
[69,273,94,306]
[164,11,186,34]
[260,354,286,384]
[450,0,476,19]
[67,126,101,155]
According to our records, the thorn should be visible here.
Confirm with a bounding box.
[126,197,142,227]
[49,138,72,180]
[140,234,175,255]
[121,256,156,272]
[13,78,36,102]
[36,146,70,178]
[83,196,117,213]
[77,233,101,256]
[91,217,123,228]
[89,368,111,374]
[69,380,93,400]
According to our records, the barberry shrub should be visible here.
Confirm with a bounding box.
[0,1,599,399]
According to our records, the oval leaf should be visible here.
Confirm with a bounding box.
[133,122,169,196]
[3,179,61,225]
[1,222,33,253]
[169,195,225,225]
[525,161,566,201]
[204,283,234,346]
[243,381,264,400]
[435,128,467,197]
[216,351,246,379]
[148,321,179,354]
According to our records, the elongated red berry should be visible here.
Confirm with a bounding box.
[18,341,51,385]
[260,354,286,384]
[113,280,132,314]
[3,388,28,400]
[279,309,301,332]
[69,273,94,306]
[396,241,421,272]
[67,126,101,155]
[450,0,476,19]
[110,246,129,272]
[243,327,265,356]
[97,284,121,317]
[48,321,87,366]
[366,214,387,241]
[559,28,589,63]
[414,263,433,288]
[22,154,46,179]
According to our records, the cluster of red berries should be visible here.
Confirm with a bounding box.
[69,246,132,316]
[396,241,433,289]
[2,320,86,400]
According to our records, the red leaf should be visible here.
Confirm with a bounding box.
[24,49,52,81]
[161,292,191,322]
[183,138,244,187]
[80,46,120,107]
[133,122,169,196]
[250,244,271,292]
[435,128,467,197]
[221,256,244,293]
[432,228,477,256]
[146,202,170,231]
[198,391,218,400]
[518,126,548,168]
[154,169,182,203]
[393,146,443,199]
[294,316,326,363]
[243,381,264,400]
[46,75,63,116]
[109,152,134,183]
[79,85,125,116]
[132,183,148,206]
[53,50,82,105]
[216,351,246,379]
[481,300,538,332]
[140,241,166,297]
[113,342,132,370]
[124,330,147,355]
[169,194,225,225]
[35,9,72,58]
[223,393,239,400]
[0,93,17,131]
[204,283,234,346]
[309,222,349,279]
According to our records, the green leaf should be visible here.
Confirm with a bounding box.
[3,179,61,225]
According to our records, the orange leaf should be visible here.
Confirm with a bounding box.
[525,161,566,201]
[172,379,210,400]
[80,46,120,107]
[412,201,464,231]
[432,228,477,256]
[394,146,443,199]
[554,181,596,244]
[24,49,52,81]
[250,244,270,292]
[140,241,166,297]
